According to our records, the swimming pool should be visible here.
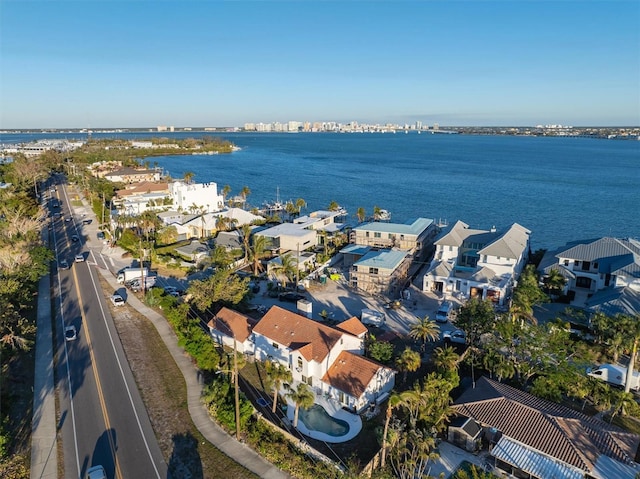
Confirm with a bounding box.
[299,404,349,437]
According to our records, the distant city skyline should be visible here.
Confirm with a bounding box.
[1,1,639,129]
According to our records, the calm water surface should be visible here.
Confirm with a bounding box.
[4,131,638,249]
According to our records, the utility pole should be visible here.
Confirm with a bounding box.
[233,334,241,441]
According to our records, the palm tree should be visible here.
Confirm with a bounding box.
[356,207,366,223]
[183,171,195,184]
[494,357,516,382]
[328,200,340,212]
[240,224,252,263]
[277,253,298,287]
[295,198,306,217]
[286,382,314,428]
[380,392,402,468]
[432,346,460,372]
[240,186,251,209]
[396,347,421,383]
[543,269,566,297]
[222,184,231,204]
[265,360,293,414]
[408,317,440,352]
[373,205,382,221]
[250,235,270,276]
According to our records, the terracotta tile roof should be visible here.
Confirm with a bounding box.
[116,181,169,198]
[252,306,343,362]
[207,307,257,342]
[453,377,640,472]
[336,317,368,337]
[322,351,390,399]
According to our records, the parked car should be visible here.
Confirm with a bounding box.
[59,259,69,270]
[75,253,85,263]
[443,329,467,345]
[110,294,125,307]
[64,325,77,341]
[82,218,92,225]
[435,301,454,323]
[278,291,305,303]
[71,235,79,244]
[97,231,105,240]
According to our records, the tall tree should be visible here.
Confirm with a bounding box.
[455,298,496,347]
[408,317,440,352]
[265,360,293,414]
[249,235,271,276]
[395,348,421,383]
[240,186,251,208]
[356,207,366,223]
[380,392,402,469]
[432,345,460,373]
[285,383,314,428]
[183,171,195,184]
[240,224,252,264]
[187,269,248,311]
[328,200,340,212]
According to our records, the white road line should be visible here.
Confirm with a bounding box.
[85,256,162,479]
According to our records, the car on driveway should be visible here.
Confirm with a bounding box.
[278,291,305,303]
[110,294,125,307]
[443,329,467,345]
[64,325,77,341]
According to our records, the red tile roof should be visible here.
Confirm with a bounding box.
[322,351,390,399]
[115,181,169,198]
[252,306,342,362]
[453,377,640,472]
[207,307,257,342]
[336,316,368,337]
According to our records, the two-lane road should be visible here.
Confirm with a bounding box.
[50,177,168,479]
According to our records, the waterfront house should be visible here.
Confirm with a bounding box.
[351,217,438,261]
[451,377,640,479]
[112,181,171,215]
[538,237,640,315]
[207,307,258,354]
[255,209,348,255]
[168,180,224,214]
[348,248,411,296]
[104,166,161,184]
[251,306,395,412]
[422,221,531,305]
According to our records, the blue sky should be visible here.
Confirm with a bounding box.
[1,1,639,128]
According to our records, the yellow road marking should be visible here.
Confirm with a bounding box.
[72,265,123,479]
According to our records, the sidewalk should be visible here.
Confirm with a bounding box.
[97,267,292,479]
[31,230,58,478]
[68,184,291,478]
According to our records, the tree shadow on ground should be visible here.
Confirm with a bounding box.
[168,431,203,479]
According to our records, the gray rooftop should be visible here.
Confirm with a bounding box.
[354,249,408,270]
[353,218,434,235]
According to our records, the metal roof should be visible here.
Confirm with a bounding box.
[353,217,434,235]
[492,436,584,479]
[354,249,408,270]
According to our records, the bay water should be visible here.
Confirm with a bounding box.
[4,131,638,250]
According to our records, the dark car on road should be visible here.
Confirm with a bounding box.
[278,292,305,303]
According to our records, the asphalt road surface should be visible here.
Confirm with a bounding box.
[50,176,168,479]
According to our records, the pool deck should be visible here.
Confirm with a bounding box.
[287,396,362,443]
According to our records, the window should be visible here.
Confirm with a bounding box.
[306,376,313,386]
[582,261,591,271]
[374,232,381,238]
[594,262,599,269]
[339,391,345,404]
[400,235,404,240]
[365,231,369,237]
[302,375,307,383]
[369,267,379,274]
[564,259,569,266]
[297,357,303,369]
[272,342,279,349]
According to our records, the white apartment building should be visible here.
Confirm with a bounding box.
[169,181,224,213]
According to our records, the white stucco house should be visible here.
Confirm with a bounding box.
[207,307,258,354]
[251,306,395,413]
[169,180,224,213]
[422,221,531,305]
